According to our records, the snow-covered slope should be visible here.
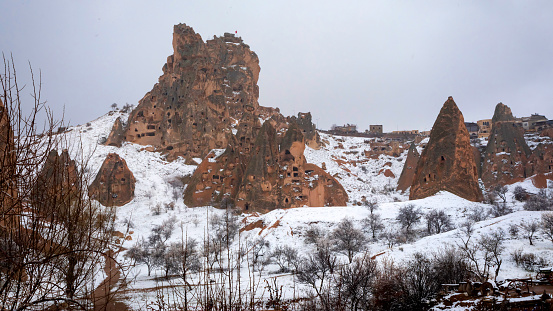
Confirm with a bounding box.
[60,111,553,308]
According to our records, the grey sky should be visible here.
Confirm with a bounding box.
[2,1,553,132]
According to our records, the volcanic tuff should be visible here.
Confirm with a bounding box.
[482,103,532,188]
[396,142,420,192]
[110,24,265,161]
[0,98,17,217]
[410,97,483,202]
[33,150,80,212]
[185,122,348,212]
[106,23,346,211]
[89,153,136,207]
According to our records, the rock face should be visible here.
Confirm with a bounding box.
[33,150,80,211]
[529,143,553,175]
[105,117,125,147]
[0,98,17,216]
[410,97,483,202]
[114,24,263,161]
[184,122,348,212]
[481,103,532,188]
[289,112,322,149]
[89,153,136,206]
[396,142,420,192]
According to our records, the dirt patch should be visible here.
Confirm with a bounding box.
[240,219,264,233]
[531,173,553,189]
[378,169,395,178]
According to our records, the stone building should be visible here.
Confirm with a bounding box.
[369,125,383,134]
[477,119,492,138]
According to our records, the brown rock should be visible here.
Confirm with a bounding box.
[396,142,420,192]
[541,128,553,139]
[289,112,322,149]
[482,103,532,188]
[528,143,553,175]
[410,97,483,202]
[114,24,263,160]
[33,150,80,214]
[0,98,17,218]
[105,117,125,147]
[89,153,136,206]
[184,122,348,212]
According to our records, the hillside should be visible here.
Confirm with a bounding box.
[60,109,553,309]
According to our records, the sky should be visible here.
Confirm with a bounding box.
[1,1,553,133]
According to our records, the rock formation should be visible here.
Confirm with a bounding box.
[410,97,483,202]
[33,150,80,212]
[396,142,420,192]
[529,143,553,175]
[481,103,532,188]
[0,98,17,219]
[184,122,348,212]
[112,24,264,161]
[89,153,136,206]
[105,117,125,147]
[289,112,322,149]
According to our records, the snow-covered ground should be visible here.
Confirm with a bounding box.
[60,111,553,309]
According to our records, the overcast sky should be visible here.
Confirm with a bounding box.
[2,1,553,132]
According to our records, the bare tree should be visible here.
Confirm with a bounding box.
[493,185,508,204]
[425,209,452,234]
[0,55,117,310]
[331,217,367,263]
[335,252,377,311]
[524,189,551,211]
[269,245,298,273]
[541,212,553,244]
[520,220,540,246]
[396,204,422,234]
[363,212,384,240]
[514,186,528,202]
[489,202,513,218]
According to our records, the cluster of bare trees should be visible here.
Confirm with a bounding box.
[0,56,118,309]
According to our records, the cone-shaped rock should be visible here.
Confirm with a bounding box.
[0,98,17,217]
[33,150,81,214]
[105,117,125,147]
[89,153,136,206]
[410,97,483,202]
[482,103,531,188]
[396,142,420,192]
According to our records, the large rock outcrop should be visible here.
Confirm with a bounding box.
[115,25,262,161]
[89,153,136,206]
[481,103,532,188]
[396,142,420,192]
[105,117,125,147]
[33,150,80,214]
[0,98,17,219]
[184,122,348,212]
[410,97,483,202]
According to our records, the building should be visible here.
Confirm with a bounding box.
[391,130,419,135]
[369,125,383,134]
[465,122,479,139]
[332,124,357,134]
[520,114,548,131]
[477,119,492,138]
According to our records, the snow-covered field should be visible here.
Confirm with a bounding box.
[62,111,553,309]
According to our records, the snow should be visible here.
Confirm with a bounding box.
[56,111,553,309]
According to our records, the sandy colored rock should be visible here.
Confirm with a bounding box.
[89,153,136,206]
[113,24,263,161]
[410,97,483,202]
[482,103,532,188]
[33,150,80,214]
[0,98,17,220]
[184,123,348,212]
[396,142,420,192]
[105,117,125,147]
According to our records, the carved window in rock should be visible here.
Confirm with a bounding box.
[147,125,156,130]
[146,132,155,137]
